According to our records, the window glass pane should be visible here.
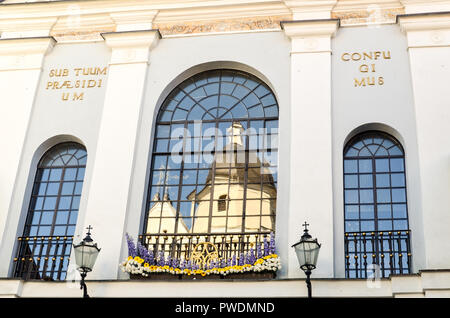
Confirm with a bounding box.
[377,204,391,219]
[345,190,358,204]
[344,160,357,173]
[375,159,389,172]
[358,160,372,173]
[392,189,406,203]
[391,173,405,187]
[359,190,373,204]
[359,174,373,188]
[376,174,390,187]
[344,175,358,188]
[390,158,404,172]
[360,205,374,219]
[376,189,391,203]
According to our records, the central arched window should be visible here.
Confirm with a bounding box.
[141,69,278,255]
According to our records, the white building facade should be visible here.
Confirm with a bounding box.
[0,0,450,298]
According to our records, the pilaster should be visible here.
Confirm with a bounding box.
[0,36,55,276]
[398,12,450,270]
[281,19,339,278]
[80,30,160,279]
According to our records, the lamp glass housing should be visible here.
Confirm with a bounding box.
[73,239,100,272]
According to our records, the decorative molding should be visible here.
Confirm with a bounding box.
[332,7,404,26]
[398,12,450,48]
[0,16,57,38]
[110,10,158,32]
[400,0,450,14]
[0,0,447,40]
[283,0,338,20]
[154,15,291,36]
[281,19,339,53]
[0,36,55,70]
[101,29,161,65]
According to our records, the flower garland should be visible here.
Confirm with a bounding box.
[120,232,281,278]
[120,254,281,277]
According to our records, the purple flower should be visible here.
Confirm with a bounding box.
[256,242,263,259]
[269,232,276,254]
[238,253,245,266]
[263,236,269,257]
[232,254,237,266]
[137,241,152,264]
[125,233,137,258]
[248,248,256,265]
[158,250,165,266]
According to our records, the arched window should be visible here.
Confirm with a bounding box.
[343,131,411,278]
[13,142,87,281]
[142,69,278,260]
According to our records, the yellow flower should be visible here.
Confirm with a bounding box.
[144,263,149,267]
[127,256,133,261]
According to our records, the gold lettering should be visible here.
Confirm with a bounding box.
[351,53,362,61]
[62,93,69,101]
[374,52,382,60]
[87,80,97,88]
[97,67,107,75]
[354,78,366,87]
[73,92,84,101]
[341,53,350,61]
[383,51,391,59]
[74,68,82,76]
[46,82,54,89]
[378,77,384,85]
[367,77,375,86]
[363,52,373,60]
[359,64,369,73]
[371,64,376,72]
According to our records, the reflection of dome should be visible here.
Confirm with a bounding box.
[194,122,276,198]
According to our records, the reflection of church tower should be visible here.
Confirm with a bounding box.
[146,192,189,235]
[188,122,276,233]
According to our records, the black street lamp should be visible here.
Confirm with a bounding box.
[292,222,321,298]
[73,225,101,298]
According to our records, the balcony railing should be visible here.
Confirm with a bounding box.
[344,230,412,278]
[12,236,73,281]
[139,232,273,270]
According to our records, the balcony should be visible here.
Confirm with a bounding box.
[133,231,277,279]
[12,236,73,281]
[344,230,412,278]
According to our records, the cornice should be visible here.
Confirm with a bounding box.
[397,11,450,48]
[101,29,161,65]
[400,0,450,14]
[281,19,339,53]
[0,0,448,40]
[283,0,338,19]
[281,19,340,37]
[0,36,55,70]
[397,11,450,30]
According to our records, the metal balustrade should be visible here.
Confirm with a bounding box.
[13,236,73,281]
[139,232,273,270]
[344,230,412,278]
